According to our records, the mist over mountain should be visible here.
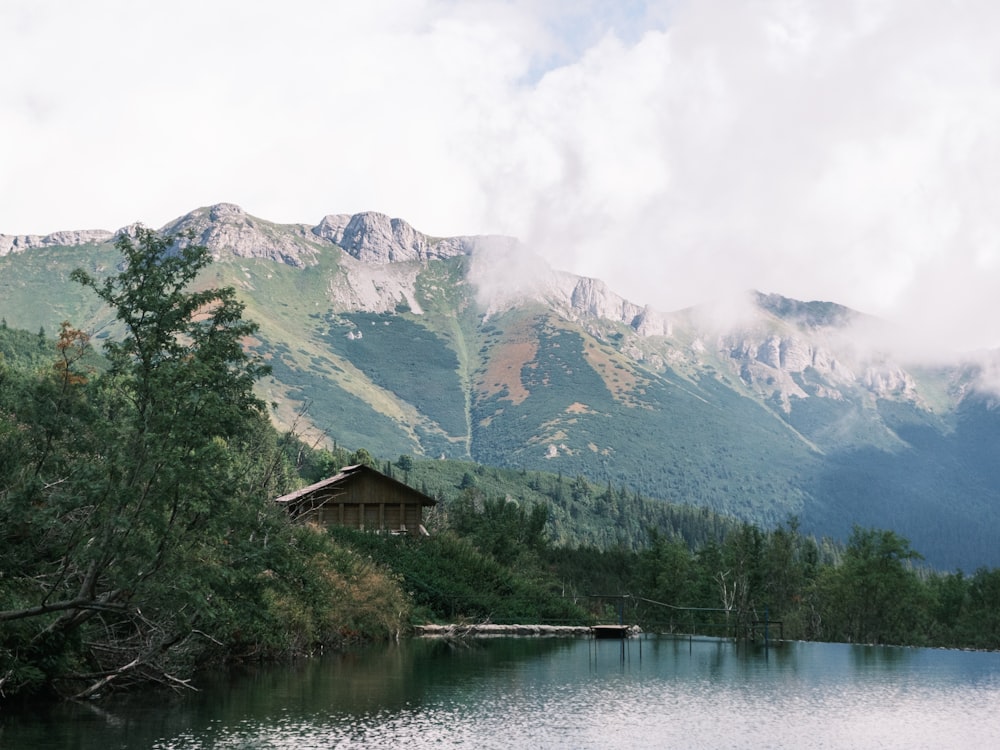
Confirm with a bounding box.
[3,203,999,570]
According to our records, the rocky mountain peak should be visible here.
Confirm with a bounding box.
[315,211,471,264]
[561,276,679,336]
[209,202,246,221]
[755,292,855,329]
[161,203,320,268]
[568,277,644,323]
[312,214,353,243]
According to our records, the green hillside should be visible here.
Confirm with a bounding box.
[0,243,119,333]
[2,214,999,571]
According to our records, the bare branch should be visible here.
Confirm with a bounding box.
[70,657,141,701]
[0,595,127,623]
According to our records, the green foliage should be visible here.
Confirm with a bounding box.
[0,325,61,373]
[317,467,995,648]
[814,526,927,645]
[258,337,412,458]
[71,228,270,427]
[246,525,410,653]
[404,457,738,551]
[350,447,377,468]
[449,492,549,566]
[0,231,407,702]
[0,242,120,333]
[326,526,587,626]
[958,568,1000,648]
[323,312,467,438]
[279,435,353,485]
[542,518,1000,650]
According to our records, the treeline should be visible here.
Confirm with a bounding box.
[553,521,1000,649]
[303,457,1000,651]
[0,230,412,703]
[388,458,742,551]
[391,485,1000,650]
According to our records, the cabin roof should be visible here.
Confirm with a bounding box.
[274,464,437,507]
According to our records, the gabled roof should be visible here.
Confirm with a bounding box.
[274,464,437,506]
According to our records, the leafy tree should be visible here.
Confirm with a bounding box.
[926,570,968,644]
[350,447,377,468]
[816,526,926,644]
[282,437,350,483]
[635,529,694,629]
[396,454,414,473]
[954,568,1000,649]
[0,227,277,697]
[720,524,765,632]
[448,490,550,566]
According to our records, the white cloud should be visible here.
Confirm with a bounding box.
[3,0,1000,352]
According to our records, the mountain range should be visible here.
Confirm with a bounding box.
[3,203,999,570]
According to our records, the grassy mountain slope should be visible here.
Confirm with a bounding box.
[2,207,999,570]
[467,309,817,524]
[0,243,120,335]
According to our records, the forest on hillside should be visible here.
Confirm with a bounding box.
[3,230,999,705]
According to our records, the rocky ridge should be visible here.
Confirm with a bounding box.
[315,211,473,263]
[162,204,913,410]
[0,229,115,256]
[1,203,502,269]
[0,203,969,411]
[161,203,323,268]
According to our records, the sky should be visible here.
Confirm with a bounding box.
[3,0,1000,353]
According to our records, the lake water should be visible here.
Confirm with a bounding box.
[3,636,999,749]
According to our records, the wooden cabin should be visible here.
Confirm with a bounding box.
[275,464,435,536]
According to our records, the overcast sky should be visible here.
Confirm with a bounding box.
[3,0,1000,352]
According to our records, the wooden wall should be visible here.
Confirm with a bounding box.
[296,473,429,535]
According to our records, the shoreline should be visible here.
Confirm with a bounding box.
[413,622,643,638]
[414,623,596,637]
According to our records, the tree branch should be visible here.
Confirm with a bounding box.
[0,594,126,623]
[70,656,141,701]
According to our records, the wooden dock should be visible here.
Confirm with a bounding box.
[591,624,633,639]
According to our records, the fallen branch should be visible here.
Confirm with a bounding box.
[71,657,142,701]
[191,629,224,647]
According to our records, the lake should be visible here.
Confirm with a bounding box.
[3,636,999,749]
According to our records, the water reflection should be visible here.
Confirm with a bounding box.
[851,642,909,670]
[2,637,999,749]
